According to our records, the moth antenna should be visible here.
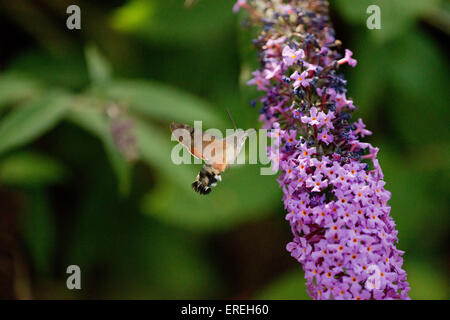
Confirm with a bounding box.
[227,108,237,130]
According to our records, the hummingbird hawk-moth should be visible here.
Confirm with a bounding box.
[170,122,253,195]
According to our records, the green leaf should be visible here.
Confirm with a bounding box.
[134,118,194,192]
[85,45,113,86]
[6,51,89,89]
[332,0,373,24]
[141,228,220,298]
[109,0,154,32]
[104,79,225,128]
[404,259,449,299]
[0,151,66,187]
[345,28,449,146]
[109,222,220,299]
[255,269,310,300]
[141,164,281,231]
[66,106,132,195]
[0,91,70,155]
[333,0,440,42]
[0,73,43,110]
[21,189,56,274]
[110,0,236,45]
[388,29,450,146]
[376,144,449,252]
[344,30,388,122]
[64,163,122,271]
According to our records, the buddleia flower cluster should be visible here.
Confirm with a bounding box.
[235,0,410,300]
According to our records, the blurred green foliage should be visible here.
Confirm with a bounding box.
[0,0,448,299]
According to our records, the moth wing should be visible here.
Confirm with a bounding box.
[170,122,218,161]
[202,138,228,173]
[222,129,254,164]
[170,122,192,149]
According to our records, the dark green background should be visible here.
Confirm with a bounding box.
[0,0,448,299]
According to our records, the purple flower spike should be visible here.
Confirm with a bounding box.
[237,0,410,300]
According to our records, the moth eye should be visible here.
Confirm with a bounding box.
[179,136,184,142]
